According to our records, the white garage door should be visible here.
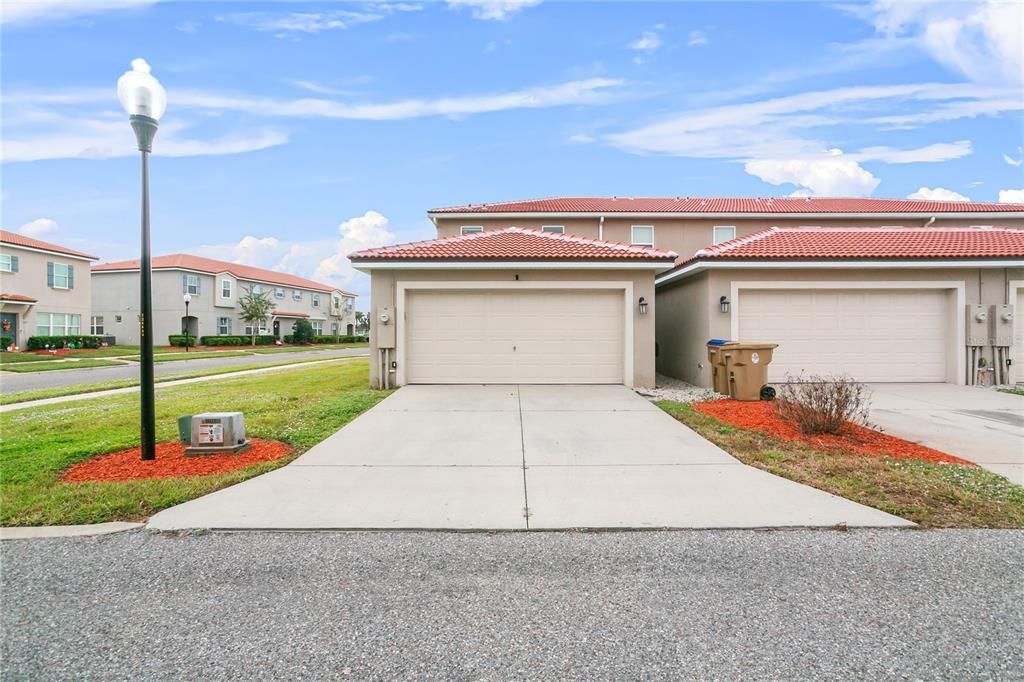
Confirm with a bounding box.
[405,289,624,384]
[738,289,949,383]
[1014,289,1024,384]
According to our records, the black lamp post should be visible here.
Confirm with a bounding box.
[118,59,166,461]
[183,293,192,352]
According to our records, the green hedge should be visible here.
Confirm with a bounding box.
[1,336,12,350]
[26,335,103,350]
[168,334,196,347]
[197,335,278,346]
[283,334,368,344]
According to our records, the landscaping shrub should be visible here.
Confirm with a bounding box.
[291,319,315,344]
[1,335,12,350]
[774,373,872,435]
[198,336,245,346]
[254,335,277,345]
[168,334,195,347]
[26,335,103,350]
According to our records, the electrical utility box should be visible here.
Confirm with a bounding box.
[966,304,989,346]
[185,412,250,456]
[989,304,1014,346]
[377,305,396,349]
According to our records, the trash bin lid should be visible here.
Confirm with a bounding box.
[706,339,735,346]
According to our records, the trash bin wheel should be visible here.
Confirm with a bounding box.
[759,385,777,401]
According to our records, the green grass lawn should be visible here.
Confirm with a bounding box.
[0,353,57,364]
[998,387,1024,397]
[0,359,388,526]
[64,345,189,358]
[0,359,125,373]
[0,356,357,405]
[251,343,369,354]
[117,350,254,363]
[657,400,1024,528]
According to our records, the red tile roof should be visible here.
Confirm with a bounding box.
[348,226,678,262]
[690,226,1024,262]
[271,310,310,318]
[92,254,354,295]
[429,196,1024,215]
[0,293,38,303]
[0,230,98,260]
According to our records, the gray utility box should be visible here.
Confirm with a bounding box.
[185,412,251,457]
[989,304,1014,346]
[965,304,989,346]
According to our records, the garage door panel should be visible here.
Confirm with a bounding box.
[406,289,624,384]
[739,288,948,383]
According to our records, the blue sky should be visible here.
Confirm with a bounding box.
[2,0,1023,305]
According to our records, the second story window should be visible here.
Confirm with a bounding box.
[332,296,341,309]
[541,225,565,234]
[275,287,285,299]
[713,226,737,244]
[48,262,74,290]
[312,294,321,308]
[631,225,655,247]
[461,226,483,235]
[252,284,263,295]
[344,297,353,310]
[221,278,232,298]
[183,274,200,295]
[293,290,302,302]
[0,254,17,273]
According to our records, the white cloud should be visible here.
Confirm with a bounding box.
[998,189,1024,204]
[1,0,154,25]
[1004,148,1023,167]
[568,133,595,144]
[446,0,541,21]
[906,187,971,201]
[175,21,199,33]
[629,31,661,52]
[849,140,973,164]
[219,4,421,36]
[231,236,282,267]
[17,218,59,238]
[687,30,708,47]
[314,210,396,287]
[853,0,1023,85]
[744,150,881,197]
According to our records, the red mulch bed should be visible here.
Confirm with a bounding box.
[63,438,294,483]
[694,399,973,465]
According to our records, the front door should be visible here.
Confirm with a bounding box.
[1,313,18,347]
[273,320,281,338]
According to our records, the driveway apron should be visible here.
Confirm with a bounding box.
[148,385,911,530]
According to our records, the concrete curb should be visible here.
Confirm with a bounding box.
[1,522,144,540]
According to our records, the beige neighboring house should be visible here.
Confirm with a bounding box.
[91,254,356,346]
[350,196,1024,390]
[0,230,98,348]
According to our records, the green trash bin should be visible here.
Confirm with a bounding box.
[177,415,193,444]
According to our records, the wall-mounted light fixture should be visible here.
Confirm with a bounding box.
[719,296,730,314]
[638,297,649,314]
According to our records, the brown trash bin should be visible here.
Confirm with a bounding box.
[723,343,778,401]
[706,340,737,395]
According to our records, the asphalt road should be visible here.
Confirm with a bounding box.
[0,347,369,392]
[3,529,1022,680]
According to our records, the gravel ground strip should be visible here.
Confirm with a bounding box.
[3,529,1022,680]
[637,374,722,403]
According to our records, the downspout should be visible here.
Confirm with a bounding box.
[924,215,936,227]
[598,215,605,240]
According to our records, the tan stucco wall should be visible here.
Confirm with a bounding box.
[656,265,1024,387]
[366,267,657,388]
[434,216,1024,263]
[0,244,93,347]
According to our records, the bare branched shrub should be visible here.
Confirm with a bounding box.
[775,373,872,435]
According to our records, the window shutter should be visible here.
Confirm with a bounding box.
[47,262,54,288]
[196,277,201,295]
[10,256,18,272]
[68,265,75,289]
[182,275,188,294]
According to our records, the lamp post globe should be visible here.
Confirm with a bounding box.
[119,58,166,461]
[183,293,192,353]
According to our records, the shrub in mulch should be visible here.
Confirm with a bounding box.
[63,438,294,483]
[694,399,974,466]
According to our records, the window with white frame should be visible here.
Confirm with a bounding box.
[36,313,81,336]
[217,317,232,335]
[293,289,302,302]
[312,294,321,308]
[184,274,200,295]
[713,226,736,244]
[251,284,263,295]
[631,225,655,247]
[90,316,104,335]
[275,287,285,299]
[331,323,339,335]
[49,263,73,289]
[541,225,565,234]
[311,320,324,335]
[344,297,354,310]
[332,295,341,310]
[0,254,16,272]
[221,278,232,298]
[460,226,483,235]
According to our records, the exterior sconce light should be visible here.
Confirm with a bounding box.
[638,297,649,314]
[719,296,730,314]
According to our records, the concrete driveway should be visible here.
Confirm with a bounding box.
[148,385,911,530]
[868,384,1024,485]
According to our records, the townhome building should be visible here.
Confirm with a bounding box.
[352,196,1024,389]
[91,254,356,346]
[0,230,98,349]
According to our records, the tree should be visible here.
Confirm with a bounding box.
[238,286,275,346]
[291,318,315,344]
[355,311,369,337]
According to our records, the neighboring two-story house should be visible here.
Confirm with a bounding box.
[91,254,356,346]
[0,230,98,349]
[352,196,1024,389]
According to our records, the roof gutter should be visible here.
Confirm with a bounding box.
[353,260,678,273]
[427,211,1024,220]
